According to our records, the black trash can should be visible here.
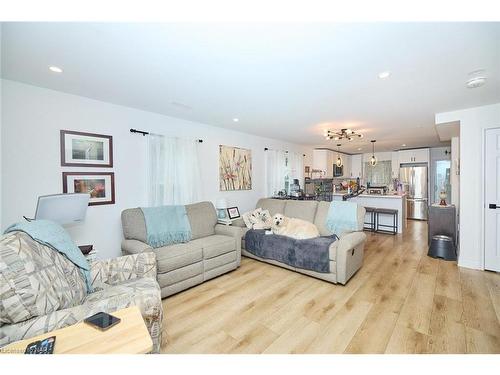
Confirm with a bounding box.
[428,235,456,261]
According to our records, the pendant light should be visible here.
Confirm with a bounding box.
[369,140,377,166]
[336,144,343,167]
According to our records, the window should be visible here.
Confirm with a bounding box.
[364,160,392,186]
[265,150,303,196]
[147,134,201,206]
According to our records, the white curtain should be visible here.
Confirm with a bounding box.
[147,134,202,206]
[288,151,304,185]
[265,149,287,197]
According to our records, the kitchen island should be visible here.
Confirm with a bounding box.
[332,192,407,233]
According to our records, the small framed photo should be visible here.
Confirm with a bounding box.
[227,206,240,219]
[60,130,113,167]
[63,172,115,206]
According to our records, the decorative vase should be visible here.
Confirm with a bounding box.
[439,190,447,206]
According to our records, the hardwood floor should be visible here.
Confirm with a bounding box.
[161,221,500,353]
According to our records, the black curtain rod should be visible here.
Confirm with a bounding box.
[130,128,203,143]
[264,147,306,157]
[130,128,149,136]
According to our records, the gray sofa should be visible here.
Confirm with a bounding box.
[121,201,242,298]
[233,198,367,285]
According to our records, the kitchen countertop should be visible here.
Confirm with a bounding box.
[332,192,407,199]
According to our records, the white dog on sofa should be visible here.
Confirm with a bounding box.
[271,213,320,240]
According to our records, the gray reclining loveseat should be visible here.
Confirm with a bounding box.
[121,201,242,298]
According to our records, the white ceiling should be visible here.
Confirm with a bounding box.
[2,22,499,152]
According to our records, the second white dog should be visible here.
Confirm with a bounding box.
[272,213,320,240]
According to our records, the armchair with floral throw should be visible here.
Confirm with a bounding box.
[0,231,163,353]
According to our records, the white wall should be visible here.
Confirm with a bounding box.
[361,151,393,163]
[1,80,313,259]
[450,136,460,208]
[0,24,3,230]
[436,102,500,270]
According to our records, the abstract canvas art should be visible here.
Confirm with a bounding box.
[219,145,252,191]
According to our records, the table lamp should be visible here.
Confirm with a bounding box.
[215,198,228,220]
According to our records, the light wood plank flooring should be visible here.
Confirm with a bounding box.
[161,221,500,353]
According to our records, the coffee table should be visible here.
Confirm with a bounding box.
[0,306,152,354]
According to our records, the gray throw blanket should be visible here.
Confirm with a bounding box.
[244,230,337,273]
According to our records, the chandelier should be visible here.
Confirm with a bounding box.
[323,128,363,141]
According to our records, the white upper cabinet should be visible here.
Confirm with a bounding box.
[350,154,363,178]
[398,148,430,164]
[313,149,352,178]
[342,154,351,177]
[391,152,399,178]
[312,149,328,175]
[326,150,334,178]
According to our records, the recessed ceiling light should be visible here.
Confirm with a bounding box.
[378,71,391,79]
[49,66,63,73]
[233,118,239,122]
[357,148,363,151]
[466,69,487,88]
[466,76,487,88]
[401,144,407,147]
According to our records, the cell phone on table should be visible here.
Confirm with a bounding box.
[84,312,121,331]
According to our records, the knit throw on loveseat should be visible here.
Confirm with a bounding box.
[140,205,192,248]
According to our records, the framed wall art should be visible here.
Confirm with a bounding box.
[227,206,241,219]
[60,130,113,167]
[63,172,115,206]
[219,145,252,191]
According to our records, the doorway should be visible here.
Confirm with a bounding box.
[484,127,500,272]
[430,147,451,205]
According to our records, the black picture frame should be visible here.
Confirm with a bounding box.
[227,206,240,219]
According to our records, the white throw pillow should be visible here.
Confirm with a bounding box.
[254,209,272,229]
[242,208,272,229]
[242,208,262,229]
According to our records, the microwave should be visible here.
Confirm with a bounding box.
[333,164,343,177]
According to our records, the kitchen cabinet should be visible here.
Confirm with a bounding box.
[331,152,350,178]
[313,149,351,178]
[398,148,429,164]
[340,154,351,177]
[391,152,399,178]
[326,150,334,178]
[350,154,363,178]
[312,149,328,175]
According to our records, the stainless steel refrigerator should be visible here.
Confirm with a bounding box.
[400,164,428,220]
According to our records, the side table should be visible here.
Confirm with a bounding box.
[0,306,152,354]
[79,245,98,263]
[84,249,98,263]
[217,218,235,226]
